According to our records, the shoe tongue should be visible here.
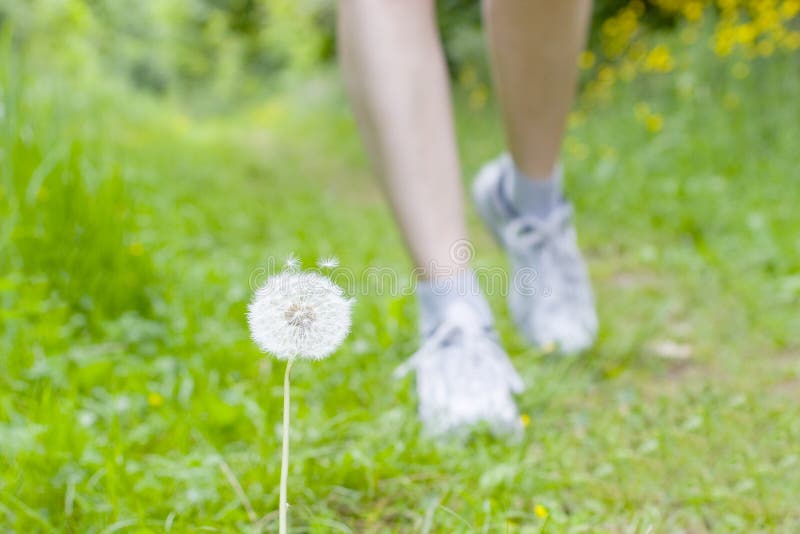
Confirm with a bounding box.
[441,300,490,333]
[507,204,572,246]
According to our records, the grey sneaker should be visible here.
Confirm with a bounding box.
[472,154,598,354]
[394,300,524,436]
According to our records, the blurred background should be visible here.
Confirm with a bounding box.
[1,0,799,531]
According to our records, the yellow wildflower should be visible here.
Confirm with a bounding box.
[534,504,549,519]
[772,26,788,43]
[568,111,586,128]
[578,50,596,70]
[780,0,800,19]
[601,6,640,57]
[630,0,646,17]
[148,392,164,407]
[734,23,757,45]
[129,242,145,256]
[644,45,675,72]
[520,414,531,427]
[459,66,477,88]
[598,65,616,86]
[469,86,488,111]
[565,136,587,159]
[683,1,704,21]
[783,31,800,49]
[714,32,736,57]
[755,10,781,33]
[646,114,664,133]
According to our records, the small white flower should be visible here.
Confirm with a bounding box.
[285,253,301,271]
[317,256,339,269]
[248,270,352,360]
[78,411,97,427]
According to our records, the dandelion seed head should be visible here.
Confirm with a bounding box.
[248,269,352,360]
[317,256,339,269]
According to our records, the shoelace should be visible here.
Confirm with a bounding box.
[393,304,524,393]
[502,204,588,303]
[501,203,574,252]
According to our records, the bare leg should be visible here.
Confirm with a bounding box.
[484,0,592,179]
[338,0,466,279]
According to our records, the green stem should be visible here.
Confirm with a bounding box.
[279,358,294,534]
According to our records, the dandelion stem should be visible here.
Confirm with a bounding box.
[279,358,294,534]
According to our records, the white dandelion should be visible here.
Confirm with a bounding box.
[316,255,340,270]
[247,261,352,534]
[248,270,351,360]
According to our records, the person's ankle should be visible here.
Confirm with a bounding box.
[507,159,562,219]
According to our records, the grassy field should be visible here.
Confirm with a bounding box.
[2,27,800,533]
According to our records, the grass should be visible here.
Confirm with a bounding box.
[2,26,800,533]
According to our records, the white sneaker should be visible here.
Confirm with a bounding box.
[472,154,598,354]
[394,301,524,436]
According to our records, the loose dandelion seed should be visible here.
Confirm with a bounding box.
[284,253,301,271]
[247,258,352,534]
[317,255,340,269]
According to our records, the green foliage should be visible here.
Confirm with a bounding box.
[0,0,691,107]
[0,40,155,339]
[0,0,335,105]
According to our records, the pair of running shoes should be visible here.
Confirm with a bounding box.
[395,154,597,436]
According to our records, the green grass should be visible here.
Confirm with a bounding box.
[2,29,800,533]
